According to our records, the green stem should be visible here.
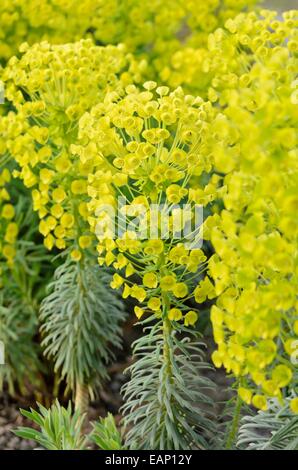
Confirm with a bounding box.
[162,307,173,377]
[225,393,243,450]
[74,260,89,416]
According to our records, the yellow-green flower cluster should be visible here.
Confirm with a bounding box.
[0,168,18,279]
[201,11,298,409]
[75,82,225,325]
[162,8,298,95]
[0,0,99,63]
[91,0,260,88]
[92,0,184,53]
[1,39,145,256]
[0,0,260,66]
[92,0,260,51]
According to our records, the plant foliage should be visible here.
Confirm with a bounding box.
[14,400,87,450]
[122,316,216,450]
[91,413,123,450]
[40,257,126,395]
[237,397,298,450]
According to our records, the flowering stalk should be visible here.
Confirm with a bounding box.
[76,82,226,447]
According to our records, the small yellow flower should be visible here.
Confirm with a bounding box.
[168,308,182,321]
[79,235,92,249]
[211,351,222,368]
[148,297,161,311]
[173,282,188,298]
[61,213,75,229]
[160,275,176,291]
[144,239,164,255]
[143,272,158,289]
[238,387,252,405]
[130,285,146,303]
[71,180,87,195]
[134,306,145,320]
[252,395,267,411]
[125,263,135,277]
[52,188,66,203]
[110,274,124,289]
[40,169,54,185]
[272,365,293,388]
[184,311,198,326]
[1,204,15,220]
[70,249,82,262]
[290,398,298,414]
[44,234,55,251]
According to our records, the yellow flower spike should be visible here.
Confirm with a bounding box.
[72,64,298,403]
[2,37,144,256]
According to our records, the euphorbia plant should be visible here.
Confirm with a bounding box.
[74,83,232,448]
[199,10,298,412]
[0,39,140,409]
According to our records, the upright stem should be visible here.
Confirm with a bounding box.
[162,296,172,368]
[75,381,89,415]
[74,261,89,415]
[225,393,242,449]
